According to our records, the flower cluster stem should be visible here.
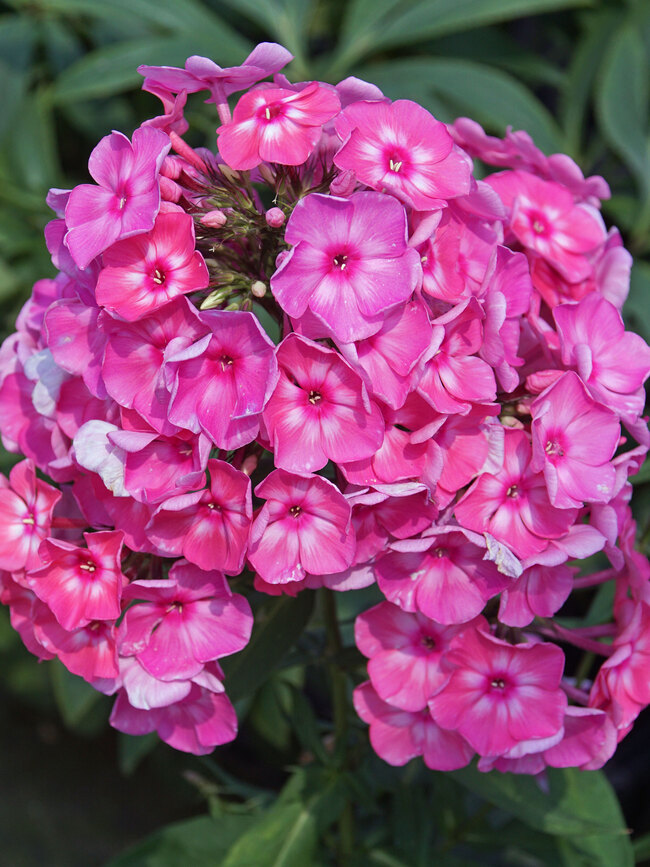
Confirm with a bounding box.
[322,588,354,863]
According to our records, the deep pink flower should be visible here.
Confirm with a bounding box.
[118,560,252,681]
[375,526,511,625]
[355,602,474,711]
[271,192,422,342]
[96,212,209,320]
[217,83,340,170]
[498,563,576,627]
[429,628,567,756]
[168,309,278,450]
[139,43,293,106]
[27,530,125,631]
[248,470,356,584]
[334,100,472,209]
[65,127,171,269]
[263,334,384,473]
[0,459,60,571]
[487,170,606,282]
[544,707,616,771]
[110,683,238,755]
[145,459,252,573]
[353,681,474,770]
[101,297,207,436]
[35,614,119,686]
[455,429,577,559]
[530,371,620,508]
[554,293,650,424]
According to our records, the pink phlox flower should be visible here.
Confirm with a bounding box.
[45,298,107,399]
[217,82,340,170]
[416,208,498,303]
[101,297,207,436]
[435,406,503,508]
[376,525,511,625]
[72,473,160,555]
[347,486,439,565]
[73,419,129,497]
[455,428,578,559]
[554,293,650,424]
[65,126,171,270]
[263,334,384,473]
[35,611,119,688]
[271,192,422,343]
[0,459,61,571]
[543,707,617,771]
[248,470,356,584]
[56,378,119,442]
[356,601,480,711]
[590,600,650,730]
[417,298,497,415]
[353,681,474,770]
[138,43,293,106]
[451,118,610,206]
[141,86,189,136]
[339,298,436,409]
[530,371,620,508]
[110,681,238,755]
[486,170,606,282]
[0,575,55,660]
[428,627,567,756]
[118,560,252,682]
[340,401,441,489]
[27,530,125,631]
[117,654,224,712]
[167,308,278,449]
[498,563,576,627]
[478,247,532,392]
[109,422,210,506]
[96,212,209,321]
[145,459,252,573]
[334,100,472,209]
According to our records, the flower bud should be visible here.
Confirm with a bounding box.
[250,280,267,298]
[201,209,227,229]
[265,207,285,228]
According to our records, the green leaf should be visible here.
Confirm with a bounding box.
[633,831,650,861]
[625,260,650,344]
[117,732,158,776]
[597,23,650,196]
[222,767,347,867]
[5,90,60,192]
[560,11,619,159]
[331,0,591,73]
[221,592,315,702]
[50,660,103,728]
[355,58,562,153]
[0,14,37,142]
[451,766,633,866]
[222,801,317,867]
[105,814,254,866]
[49,31,248,105]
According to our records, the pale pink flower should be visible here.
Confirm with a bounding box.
[0,459,60,572]
[27,530,125,631]
[353,681,474,770]
[429,627,566,756]
[65,127,171,269]
[247,470,356,584]
[530,371,620,508]
[217,83,340,169]
[271,192,422,343]
[334,100,472,209]
[96,212,209,320]
[262,334,384,473]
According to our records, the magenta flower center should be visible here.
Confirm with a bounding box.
[289,505,302,518]
[490,677,506,690]
[506,484,519,498]
[308,390,322,405]
[152,267,166,285]
[79,559,96,574]
[259,102,285,123]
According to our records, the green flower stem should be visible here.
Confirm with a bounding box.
[322,588,355,862]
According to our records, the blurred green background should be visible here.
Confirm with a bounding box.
[1,0,650,864]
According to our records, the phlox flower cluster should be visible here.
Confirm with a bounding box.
[0,42,649,773]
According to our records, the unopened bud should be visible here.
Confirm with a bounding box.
[218,163,241,184]
[200,287,231,309]
[250,280,267,298]
[258,164,277,187]
[159,176,182,202]
[265,207,285,228]
[201,209,227,229]
[330,169,357,197]
[241,454,259,476]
